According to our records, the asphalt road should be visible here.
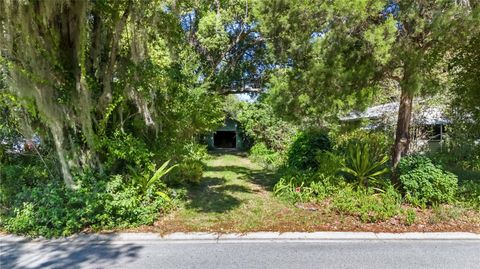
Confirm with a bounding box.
[2,239,480,269]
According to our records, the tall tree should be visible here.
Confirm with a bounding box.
[169,0,267,94]
[256,0,474,181]
[388,0,473,172]
[449,6,480,138]
[0,0,227,187]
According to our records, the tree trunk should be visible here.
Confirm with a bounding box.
[392,89,414,184]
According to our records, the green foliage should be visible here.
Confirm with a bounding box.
[164,143,208,186]
[234,99,297,152]
[287,130,331,170]
[101,175,170,228]
[2,174,172,237]
[342,143,389,188]
[334,129,393,162]
[0,163,48,207]
[451,31,480,137]
[166,161,204,186]
[331,185,401,223]
[273,173,339,204]
[197,11,229,51]
[255,0,396,123]
[457,180,480,209]
[405,208,417,226]
[1,0,479,236]
[249,142,284,169]
[102,130,154,172]
[132,160,178,194]
[432,141,480,173]
[315,151,345,177]
[398,156,458,207]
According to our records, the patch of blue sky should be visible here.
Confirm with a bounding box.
[235,93,258,103]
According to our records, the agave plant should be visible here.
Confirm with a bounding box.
[342,143,390,189]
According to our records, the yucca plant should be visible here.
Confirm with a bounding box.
[342,143,390,189]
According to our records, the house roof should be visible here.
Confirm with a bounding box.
[340,102,450,125]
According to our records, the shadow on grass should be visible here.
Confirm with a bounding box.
[0,236,142,269]
[208,150,248,157]
[185,176,251,213]
[184,162,278,213]
[204,165,278,191]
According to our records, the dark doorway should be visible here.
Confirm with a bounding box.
[214,131,236,148]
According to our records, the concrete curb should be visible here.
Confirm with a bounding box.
[1,232,479,243]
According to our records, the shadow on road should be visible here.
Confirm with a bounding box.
[1,236,143,269]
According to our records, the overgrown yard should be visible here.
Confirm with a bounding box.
[135,154,480,234]
[3,0,480,239]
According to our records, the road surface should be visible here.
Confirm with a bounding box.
[1,236,479,269]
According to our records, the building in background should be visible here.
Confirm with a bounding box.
[341,102,450,152]
[206,117,246,151]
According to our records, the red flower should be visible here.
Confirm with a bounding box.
[295,187,301,192]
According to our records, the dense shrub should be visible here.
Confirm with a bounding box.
[457,180,480,209]
[398,155,458,206]
[164,143,208,185]
[315,151,345,178]
[430,141,480,172]
[287,130,331,170]
[0,163,50,207]
[166,161,204,185]
[2,174,172,237]
[331,185,401,223]
[334,129,392,163]
[233,100,297,152]
[249,142,284,168]
[101,130,154,173]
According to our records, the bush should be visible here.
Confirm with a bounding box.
[335,129,392,163]
[405,208,416,225]
[0,163,50,207]
[2,174,172,237]
[102,130,154,173]
[101,175,169,227]
[331,185,401,223]
[166,161,204,185]
[457,180,480,209]
[287,129,331,170]
[432,140,480,172]
[315,151,345,178]
[234,100,297,152]
[164,143,208,186]
[249,142,284,168]
[398,155,458,206]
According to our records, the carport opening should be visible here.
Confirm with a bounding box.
[214,131,236,148]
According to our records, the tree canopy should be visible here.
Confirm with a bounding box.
[1,0,479,186]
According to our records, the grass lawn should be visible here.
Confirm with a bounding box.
[154,153,306,233]
[137,153,480,234]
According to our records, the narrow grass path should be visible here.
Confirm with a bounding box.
[156,153,307,233]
